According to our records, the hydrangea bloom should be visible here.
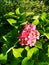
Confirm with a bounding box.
[18,23,40,47]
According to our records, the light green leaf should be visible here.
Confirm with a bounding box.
[15,8,20,15]
[12,48,24,58]
[44,33,49,39]
[8,12,14,15]
[4,12,14,16]
[33,16,39,20]
[41,12,47,21]
[35,41,42,49]
[7,18,18,28]
[0,54,7,64]
[21,21,27,25]
[27,47,39,58]
[32,19,39,25]
[26,12,34,16]
[25,46,29,51]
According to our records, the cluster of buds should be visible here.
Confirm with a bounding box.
[18,23,40,47]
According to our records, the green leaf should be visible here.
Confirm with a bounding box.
[15,8,20,15]
[48,45,49,57]
[46,27,49,30]
[10,59,21,65]
[12,48,24,58]
[0,54,7,64]
[21,21,27,25]
[19,13,27,25]
[22,47,38,63]
[25,46,29,51]
[41,12,47,21]
[22,57,30,65]
[44,33,49,39]
[22,57,34,65]
[35,61,48,65]
[46,19,49,24]
[7,18,18,28]
[35,41,42,49]
[32,19,39,25]
[8,12,14,15]
[2,44,8,54]
[0,37,5,43]
[27,47,39,58]
[4,12,14,16]
[2,29,19,47]
[32,16,39,20]
[26,12,34,16]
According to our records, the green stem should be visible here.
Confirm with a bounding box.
[6,40,19,54]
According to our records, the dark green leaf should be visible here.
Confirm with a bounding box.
[35,61,48,65]
[48,45,49,57]
[2,44,8,54]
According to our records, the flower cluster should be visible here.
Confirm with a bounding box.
[18,23,40,47]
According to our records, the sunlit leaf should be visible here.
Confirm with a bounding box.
[0,54,7,64]
[4,12,14,16]
[32,19,39,25]
[44,33,49,39]
[15,8,20,15]
[25,46,29,51]
[41,12,47,21]
[26,12,34,16]
[12,48,24,58]
[27,47,39,58]
[7,18,18,28]
[21,21,27,25]
[33,16,39,20]
[7,18,16,26]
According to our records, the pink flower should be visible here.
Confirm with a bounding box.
[18,23,40,47]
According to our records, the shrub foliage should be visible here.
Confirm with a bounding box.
[0,0,49,65]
